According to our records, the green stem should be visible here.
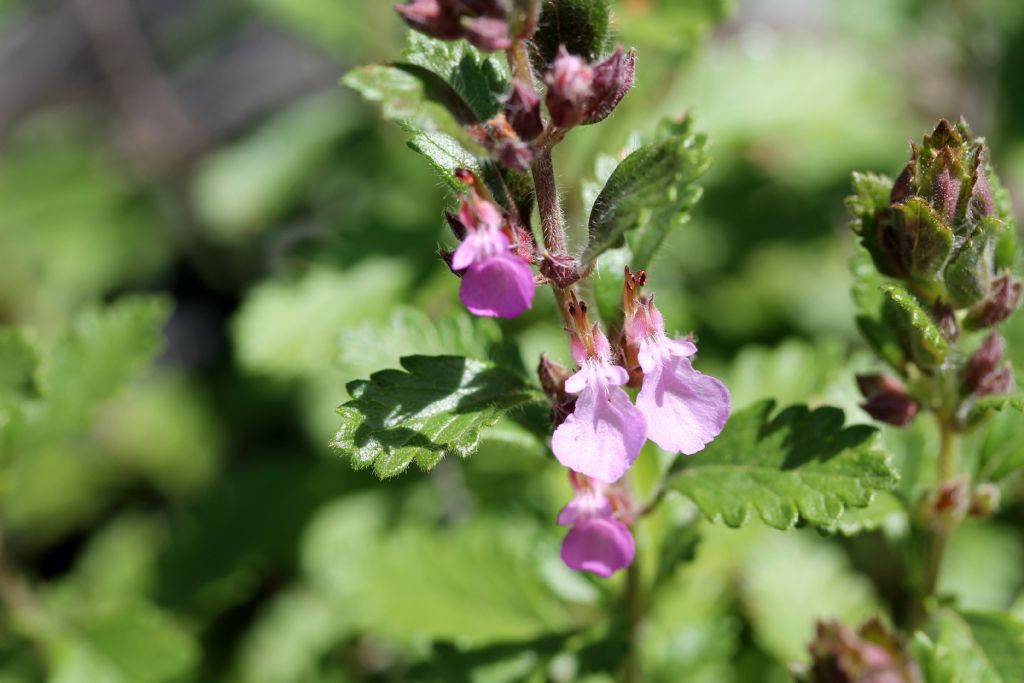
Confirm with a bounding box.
[622,559,643,683]
[920,420,960,616]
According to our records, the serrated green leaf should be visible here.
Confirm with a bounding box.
[828,490,906,536]
[585,122,710,264]
[343,63,477,127]
[966,393,1024,431]
[913,609,1024,683]
[404,127,480,191]
[667,401,898,530]
[533,0,611,68]
[402,32,508,121]
[332,355,544,478]
[850,252,908,372]
[882,284,949,371]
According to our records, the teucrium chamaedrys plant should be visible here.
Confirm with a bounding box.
[337,0,900,677]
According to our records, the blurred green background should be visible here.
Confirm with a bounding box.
[2,0,1024,681]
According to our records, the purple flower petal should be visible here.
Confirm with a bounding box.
[637,338,729,455]
[560,517,635,577]
[552,362,646,483]
[557,487,612,526]
[459,254,536,318]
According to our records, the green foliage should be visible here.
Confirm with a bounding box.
[966,393,1024,431]
[192,94,353,241]
[882,283,949,371]
[968,405,1024,480]
[667,401,898,530]
[893,196,955,281]
[404,127,480,190]
[402,33,509,121]
[333,356,545,478]
[584,118,710,264]
[533,0,612,67]
[914,609,1024,683]
[303,496,585,645]
[851,252,909,372]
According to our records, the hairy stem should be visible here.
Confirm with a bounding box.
[531,146,568,257]
[919,420,960,619]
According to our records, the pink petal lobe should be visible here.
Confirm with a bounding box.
[637,340,729,455]
[459,254,536,318]
[560,517,635,577]
[557,488,612,526]
[552,375,647,483]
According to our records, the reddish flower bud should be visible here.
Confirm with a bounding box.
[539,253,581,288]
[395,0,463,40]
[494,140,532,172]
[538,353,576,427]
[462,16,511,51]
[966,273,1023,328]
[964,332,1005,394]
[503,81,544,141]
[967,147,996,221]
[584,46,636,124]
[544,47,594,128]
[890,149,917,205]
[445,209,468,241]
[969,483,1000,518]
[856,374,919,427]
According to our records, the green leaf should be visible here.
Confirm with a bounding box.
[533,0,611,68]
[882,284,949,371]
[968,403,1024,480]
[48,600,198,683]
[191,94,353,241]
[740,529,883,664]
[851,251,908,372]
[892,197,954,281]
[585,120,710,264]
[302,498,583,645]
[403,126,480,191]
[913,609,1024,683]
[332,355,545,478]
[667,401,898,530]
[402,33,508,121]
[233,260,411,380]
[343,63,478,128]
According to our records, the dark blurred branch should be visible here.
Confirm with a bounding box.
[72,0,205,173]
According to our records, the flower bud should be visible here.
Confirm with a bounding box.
[445,209,468,241]
[544,47,594,128]
[969,483,1000,518]
[932,303,959,341]
[539,253,581,288]
[462,16,511,51]
[395,0,463,40]
[538,354,575,427]
[503,81,544,141]
[805,618,920,683]
[965,273,1023,328]
[584,46,636,125]
[856,374,919,427]
[494,140,532,171]
[963,332,1004,395]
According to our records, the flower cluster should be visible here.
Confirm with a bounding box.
[396,1,727,579]
[543,271,730,576]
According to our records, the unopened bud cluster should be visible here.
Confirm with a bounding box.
[848,119,1021,431]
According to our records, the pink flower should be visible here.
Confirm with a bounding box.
[627,287,729,455]
[451,195,536,318]
[557,472,635,578]
[551,304,646,483]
